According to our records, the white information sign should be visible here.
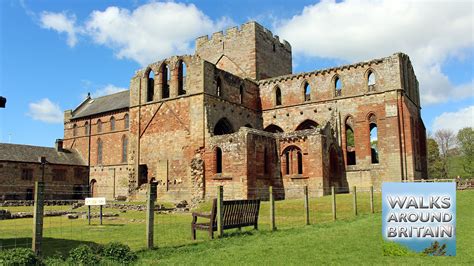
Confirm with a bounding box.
[85,197,106,206]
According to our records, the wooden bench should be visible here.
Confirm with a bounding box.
[191,199,260,239]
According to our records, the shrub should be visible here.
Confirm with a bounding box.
[0,248,41,265]
[67,245,100,265]
[383,241,421,256]
[42,251,65,265]
[101,242,137,264]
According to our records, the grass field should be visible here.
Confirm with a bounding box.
[1,190,473,264]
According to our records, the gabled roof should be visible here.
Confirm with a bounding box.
[0,143,86,166]
[72,90,129,119]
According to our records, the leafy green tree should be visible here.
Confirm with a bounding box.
[423,241,447,256]
[427,138,443,178]
[434,129,456,178]
[457,127,474,176]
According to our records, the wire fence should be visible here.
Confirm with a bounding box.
[0,179,472,258]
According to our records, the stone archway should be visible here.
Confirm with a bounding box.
[90,179,98,197]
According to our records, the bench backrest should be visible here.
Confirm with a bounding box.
[210,199,261,228]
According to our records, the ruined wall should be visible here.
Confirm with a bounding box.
[0,161,88,200]
[196,21,291,80]
[128,55,206,202]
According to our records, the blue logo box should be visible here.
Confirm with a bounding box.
[382,182,456,256]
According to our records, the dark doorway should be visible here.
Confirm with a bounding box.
[26,188,33,200]
[139,164,148,186]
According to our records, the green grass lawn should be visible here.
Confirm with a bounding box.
[1,191,473,264]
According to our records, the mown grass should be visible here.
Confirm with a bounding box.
[1,191,473,264]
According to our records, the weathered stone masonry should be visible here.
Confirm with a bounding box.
[62,21,427,201]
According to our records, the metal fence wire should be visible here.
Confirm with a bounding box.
[0,179,472,257]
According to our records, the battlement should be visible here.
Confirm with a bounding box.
[195,21,291,52]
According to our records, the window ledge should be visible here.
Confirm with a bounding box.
[212,175,232,181]
[289,175,308,180]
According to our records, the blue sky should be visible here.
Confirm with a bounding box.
[0,0,473,147]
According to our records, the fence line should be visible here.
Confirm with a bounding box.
[1,180,473,258]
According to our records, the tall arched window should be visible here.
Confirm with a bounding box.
[368,71,376,86]
[282,146,303,176]
[124,114,129,129]
[178,60,186,95]
[297,151,303,174]
[275,86,282,106]
[335,76,342,96]
[97,119,102,133]
[216,147,222,174]
[72,124,77,137]
[97,138,103,165]
[369,114,379,164]
[110,117,116,131]
[147,70,155,102]
[216,77,222,97]
[239,85,244,104]
[122,135,128,163]
[84,122,89,136]
[304,82,311,101]
[162,64,170,99]
[345,116,356,165]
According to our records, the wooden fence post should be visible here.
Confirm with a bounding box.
[146,182,157,249]
[370,186,374,214]
[353,186,358,216]
[304,186,310,225]
[269,186,276,231]
[32,181,44,255]
[217,186,224,238]
[331,186,336,221]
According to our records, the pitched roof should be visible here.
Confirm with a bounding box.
[0,143,86,166]
[72,90,129,119]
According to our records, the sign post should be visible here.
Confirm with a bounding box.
[85,197,106,225]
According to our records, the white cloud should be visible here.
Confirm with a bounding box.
[432,106,474,133]
[88,84,128,98]
[83,2,232,65]
[276,0,474,105]
[40,11,79,47]
[27,98,63,123]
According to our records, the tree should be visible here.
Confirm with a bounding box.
[434,129,456,178]
[427,138,443,178]
[423,241,447,256]
[457,127,474,176]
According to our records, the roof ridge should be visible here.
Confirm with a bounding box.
[90,89,129,100]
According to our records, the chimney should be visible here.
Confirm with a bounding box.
[55,139,64,152]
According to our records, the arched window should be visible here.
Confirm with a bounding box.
[110,117,116,131]
[72,124,77,137]
[84,122,89,136]
[90,179,97,197]
[368,71,375,86]
[216,147,222,174]
[213,118,234,135]
[263,147,268,174]
[162,64,170,99]
[264,124,284,133]
[369,114,379,164]
[295,119,318,131]
[304,82,311,101]
[147,70,155,102]
[216,77,222,97]
[97,119,102,133]
[335,76,342,96]
[178,60,186,95]
[239,85,244,104]
[124,114,129,129]
[282,146,303,176]
[122,135,128,163]
[97,138,103,165]
[297,151,303,175]
[275,86,282,106]
[345,116,356,165]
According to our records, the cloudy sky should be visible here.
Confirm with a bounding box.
[0,0,473,146]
